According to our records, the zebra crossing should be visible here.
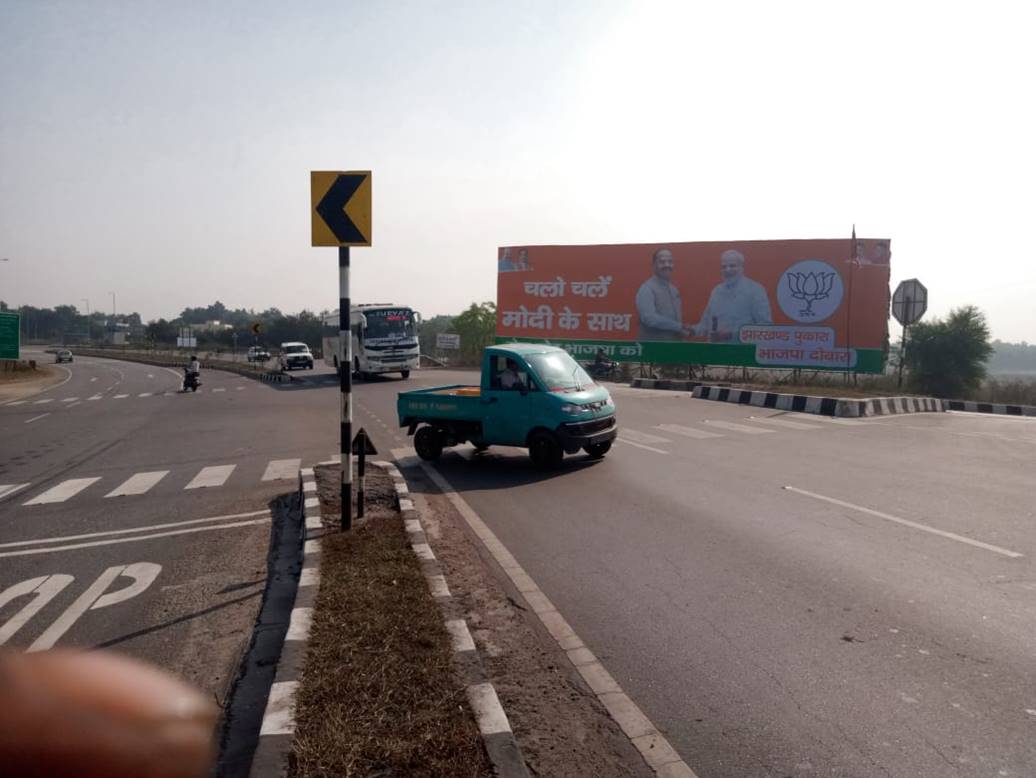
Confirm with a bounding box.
[615,413,868,453]
[3,385,251,407]
[0,456,326,508]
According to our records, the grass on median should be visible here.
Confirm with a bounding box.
[289,465,491,777]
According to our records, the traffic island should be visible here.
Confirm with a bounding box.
[0,361,66,404]
[691,384,942,417]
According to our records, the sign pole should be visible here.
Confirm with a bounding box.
[897,295,911,388]
[340,246,353,531]
[357,429,366,520]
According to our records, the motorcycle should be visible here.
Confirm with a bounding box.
[583,359,619,381]
[182,369,201,392]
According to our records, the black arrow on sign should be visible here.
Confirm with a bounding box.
[316,173,368,244]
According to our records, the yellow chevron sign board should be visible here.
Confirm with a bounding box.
[310,171,372,247]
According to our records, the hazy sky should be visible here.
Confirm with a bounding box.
[2,1,1034,341]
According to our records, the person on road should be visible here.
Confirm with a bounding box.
[635,248,690,341]
[692,249,772,342]
[183,355,201,390]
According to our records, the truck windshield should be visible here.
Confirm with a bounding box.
[525,351,593,391]
[364,309,415,340]
[285,345,309,353]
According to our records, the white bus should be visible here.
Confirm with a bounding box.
[322,304,421,379]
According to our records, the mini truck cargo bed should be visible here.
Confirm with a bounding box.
[396,344,618,469]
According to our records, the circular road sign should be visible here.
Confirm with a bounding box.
[892,279,928,326]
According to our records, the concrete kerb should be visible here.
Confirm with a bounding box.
[374,459,531,778]
[943,399,1036,417]
[688,384,942,417]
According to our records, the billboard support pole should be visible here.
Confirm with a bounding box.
[846,226,857,384]
[897,299,910,388]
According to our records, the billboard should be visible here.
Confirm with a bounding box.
[496,239,891,373]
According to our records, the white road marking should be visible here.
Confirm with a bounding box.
[784,486,1024,559]
[259,681,299,735]
[137,392,153,398]
[704,419,775,434]
[23,477,102,505]
[212,387,226,393]
[184,465,236,489]
[0,509,272,550]
[0,484,31,501]
[5,400,27,406]
[24,414,49,424]
[90,377,97,382]
[147,374,154,378]
[33,398,54,405]
[113,394,129,399]
[88,394,102,401]
[262,459,302,482]
[0,518,271,558]
[236,386,245,391]
[466,682,512,736]
[286,607,313,641]
[619,428,672,445]
[61,397,79,403]
[657,423,723,440]
[0,574,75,646]
[615,437,668,454]
[65,402,81,408]
[105,471,169,497]
[749,415,823,430]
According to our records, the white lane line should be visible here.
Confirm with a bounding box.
[23,477,102,505]
[704,419,775,434]
[184,465,236,489]
[262,458,302,482]
[5,400,27,406]
[24,413,50,424]
[147,373,154,378]
[0,509,272,550]
[784,486,1024,559]
[0,518,271,558]
[88,394,102,401]
[105,471,169,497]
[236,386,245,391]
[138,392,153,398]
[259,681,299,736]
[657,423,723,440]
[466,683,513,736]
[33,398,54,405]
[65,402,81,409]
[286,608,313,641]
[61,397,79,403]
[212,387,226,393]
[113,394,129,399]
[90,377,98,382]
[619,428,672,445]
[749,415,823,431]
[0,484,31,501]
[615,437,668,454]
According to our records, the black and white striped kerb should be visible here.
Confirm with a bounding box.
[943,399,1036,417]
[339,247,352,530]
[376,460,530,778]
[691,385,942,417]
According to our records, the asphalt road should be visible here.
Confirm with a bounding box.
[350,368,1036,778]
[0,352,342,699]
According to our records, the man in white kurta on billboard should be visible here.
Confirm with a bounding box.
[692,249,773,342]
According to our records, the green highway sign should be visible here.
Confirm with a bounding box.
[0,312,19,360]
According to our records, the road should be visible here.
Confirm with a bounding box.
[0,352,341,698]
[351,368,1036,778]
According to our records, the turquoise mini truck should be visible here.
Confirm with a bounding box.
[397,343,618,468]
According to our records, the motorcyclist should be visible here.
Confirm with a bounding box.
[593,348,610,368]
[183,355,201,390]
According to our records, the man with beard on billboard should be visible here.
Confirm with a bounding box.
[692,249,772,342]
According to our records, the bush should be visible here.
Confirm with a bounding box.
[905,306,993,399]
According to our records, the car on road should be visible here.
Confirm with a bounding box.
[246,346,270,363]
[55,349,73,363]
[279,342,314,371]
[397,343,617,468]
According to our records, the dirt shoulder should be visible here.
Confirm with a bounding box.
[0,364,67,403]
[290,464,491,776]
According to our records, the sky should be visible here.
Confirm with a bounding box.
[1,0,1034,342]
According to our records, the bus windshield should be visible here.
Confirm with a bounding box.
[363,309,415,340]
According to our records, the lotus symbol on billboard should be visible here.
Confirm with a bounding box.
[786,271,836,318]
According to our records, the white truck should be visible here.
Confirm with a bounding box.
[322,304,421,379]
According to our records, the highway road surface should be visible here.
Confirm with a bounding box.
[5,356,1036,777]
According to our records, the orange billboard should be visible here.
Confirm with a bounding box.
[496,239,891,372]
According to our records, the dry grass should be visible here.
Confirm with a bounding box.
[289,469,490,777]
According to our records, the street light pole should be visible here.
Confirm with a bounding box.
[110,292,116,318]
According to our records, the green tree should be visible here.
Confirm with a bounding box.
[905,305,994,398]
[451,302,497,365]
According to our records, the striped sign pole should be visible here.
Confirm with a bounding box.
[339,247,352,531]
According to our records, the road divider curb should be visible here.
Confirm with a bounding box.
[630,377,708,391]
[943,399,1036,417]
[691,385,942,417]
[391,451,699,778]
[376,458,531,778]
[71,348,289,385]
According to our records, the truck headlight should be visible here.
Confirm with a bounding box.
[560,403,584,415]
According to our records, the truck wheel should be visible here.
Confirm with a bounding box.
[584,441,612,459]
[415,426,443,461]
[474,443,489,453]
[528,431,563,470]
[401,370,410,379]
